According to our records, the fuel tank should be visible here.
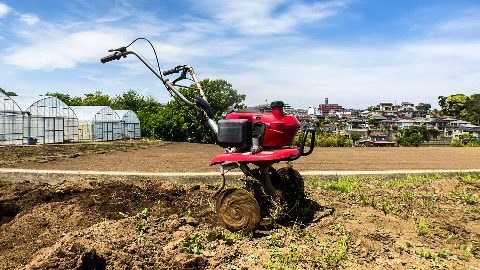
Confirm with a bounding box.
[225,101,300,149]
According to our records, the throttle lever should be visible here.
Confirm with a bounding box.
[172,69,188,85]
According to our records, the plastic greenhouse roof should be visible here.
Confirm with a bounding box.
[71,106,121,122]
[114,110,141,124]
[114,110,130,118]
[0,93,22,114]
[0,92,22,112]
[10,96,51,111]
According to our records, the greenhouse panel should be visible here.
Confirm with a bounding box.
[0,92,23,145]
[115,110,141,139]
[71,106,122,141]
[12,96,79,144]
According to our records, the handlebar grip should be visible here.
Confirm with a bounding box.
[162,68,178,76]
[100,52,122,63]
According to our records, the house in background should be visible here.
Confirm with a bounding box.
[361,132,395,147]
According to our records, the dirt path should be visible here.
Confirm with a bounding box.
[3,142,480,172]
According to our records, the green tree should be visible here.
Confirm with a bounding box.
[465,94,480,125]
[82,91,112,106]
[155,79,245,143]
[349,132,362,144]
[396,126,429,147]
[46,92,83,105]
[0,87,17,96]
[438,96,447,112]
[439,94,469,118]
[415,103,431,111]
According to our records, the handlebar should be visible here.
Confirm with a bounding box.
[99,43,218,134]
[162,65,187,76]
[100,52,123,63]
[163,67,180,76]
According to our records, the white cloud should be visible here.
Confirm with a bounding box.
[3,29,135,69]
[208,41,480,107]
[0,2,10,17]
[194,0,347,35]
[435,17,480,36]
[20,13,39,25]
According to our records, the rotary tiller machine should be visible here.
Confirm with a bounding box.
[100,39,315,232]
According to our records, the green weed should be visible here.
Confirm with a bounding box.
[459,243,473,261]
[457,173,480,185]
[179,208,192,218]
[322,177,359,193]
[323,233,350,267]
[183,233,205,255]
[398,242,413,254]
[464,207,480,221]
[264,244,301,270]
[416,248,435,260]
[382,174,432,188]
[135,208,150,237]
[437,249,451,259]
[452,189,479,205]
[341,210,355,220]
[222,230,244,245]
[415,219,434,236]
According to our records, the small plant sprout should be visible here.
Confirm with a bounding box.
[135,208,150,238]
[180,208,192,218]
[183,233,205,255]
[415,219,434,236]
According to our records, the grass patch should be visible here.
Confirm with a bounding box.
[382,174,436,188]
[319,177,359,193]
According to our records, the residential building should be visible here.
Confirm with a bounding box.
[319,98,343,114]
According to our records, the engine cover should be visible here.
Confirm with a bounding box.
[224,101,300,149]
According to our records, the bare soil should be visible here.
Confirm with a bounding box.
[2,141,479,172]
[1,174,479,269]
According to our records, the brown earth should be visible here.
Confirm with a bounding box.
[1,141,479,172]
[0,173,479,269]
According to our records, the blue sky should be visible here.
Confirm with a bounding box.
[1,0,480,109]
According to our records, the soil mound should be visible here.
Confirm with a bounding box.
[0,179,218,269]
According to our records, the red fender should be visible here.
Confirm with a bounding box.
[210,148,299,166]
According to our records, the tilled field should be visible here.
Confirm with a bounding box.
[1,142,479,172]
[1,173,479,269]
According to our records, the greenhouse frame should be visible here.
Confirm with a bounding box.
[0,93,24,145]
[11,96,79,144]
[71,106,122,141]
[115,110,141,139]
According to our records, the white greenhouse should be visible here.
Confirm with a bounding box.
[10,96,79,144]
[71,106,122,141]
[115,110,141,139]
[0,93,24,145]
